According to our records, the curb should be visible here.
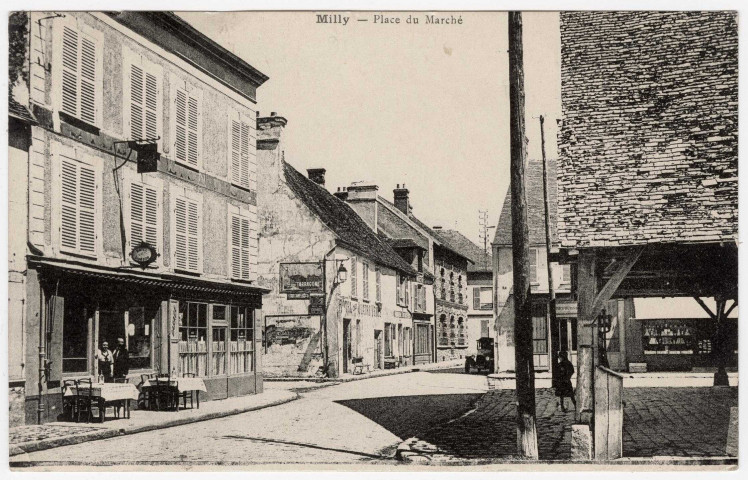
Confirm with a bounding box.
[9,391,299,457]
[265,361,464,384]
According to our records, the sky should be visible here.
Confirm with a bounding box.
[179,10,734,319]
[179,11,562,248]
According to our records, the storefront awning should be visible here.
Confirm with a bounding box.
[29,256,269,303]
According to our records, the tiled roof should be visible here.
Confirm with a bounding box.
[283,161,416,275]
[9,97,36,124]
[433,229,492,273]
[493,157,558,247]
[558,11,738,248]
[377,197,472,263]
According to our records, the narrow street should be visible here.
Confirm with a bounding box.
[11,372,488,466]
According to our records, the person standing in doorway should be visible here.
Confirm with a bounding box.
[113,338,130,380]
[555,351,576,412]
[96,341,114,382]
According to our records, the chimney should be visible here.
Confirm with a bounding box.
[393,183,411,215]
[256,112,288,151]
[307,168,326,187]
[346,183,379,232]
[333,187,348,201]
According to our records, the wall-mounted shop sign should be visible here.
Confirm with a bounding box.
[280,262,324,294]
[308,294,325,315]
[556,302,578,318]
[130,241,159,269]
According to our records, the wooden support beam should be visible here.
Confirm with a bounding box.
[693,297,717,320]
[725,299,738,318]
[587,247,644,324]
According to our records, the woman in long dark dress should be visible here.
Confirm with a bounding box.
[555,351,577,412]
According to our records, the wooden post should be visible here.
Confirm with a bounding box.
[576,250,596,425]
[508,10,538,459]
[713,297,729,386]
[539,115,560,386]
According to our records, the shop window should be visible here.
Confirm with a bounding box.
[179,302,208,376]
[127,307,152,369]
[230,306,254,374]
[62,296,88,373]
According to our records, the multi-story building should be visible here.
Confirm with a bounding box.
[430,229,494,357]
[255,115,418,378]
[492,157,633,373]
[8,11,269,425]
[340,183,471,362]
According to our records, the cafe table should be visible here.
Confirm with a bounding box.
[143,376,208,410]
[63,382,140,422]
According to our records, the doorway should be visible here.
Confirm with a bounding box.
[374,329,383,370]
[343,319,352,374]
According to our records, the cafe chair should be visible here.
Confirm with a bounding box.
[180,373,196,409]
[75,378,96,423]
[138,374,152,410]
[62,379,78,421]
[154,376,176,411]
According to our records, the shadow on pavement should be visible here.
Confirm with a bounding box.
[335,394,484,441]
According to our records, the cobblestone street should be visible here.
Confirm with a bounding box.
[10,372,738,467]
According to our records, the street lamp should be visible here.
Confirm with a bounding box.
[335,262,348,285]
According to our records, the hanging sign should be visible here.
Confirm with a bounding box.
[130,241,159,269]
[280,262,324,294]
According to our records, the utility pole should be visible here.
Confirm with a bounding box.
[508,11,538,459]
[478,210,494,271]
[539,115,560,390]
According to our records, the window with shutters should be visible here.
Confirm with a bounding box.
[350,258,357,298]
[362,263,370,301]
[59,25,98,126]
[375,268,381,303]
[229,212,252,280]
[172,85,202,169]
[58,151,98,257]
[125,53,161,144]
[529,248,539,284]
[128,180,160,258]
[173,194,202,273]
[230,113,252,189]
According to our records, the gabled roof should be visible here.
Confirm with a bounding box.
[377,196,472,263]
[493,157,558,247]
[433,229,492,273]
[283,161,416,276]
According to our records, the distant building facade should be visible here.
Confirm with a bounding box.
[431,229,494,357]
[9,12,269,425]
[255,115,418,378]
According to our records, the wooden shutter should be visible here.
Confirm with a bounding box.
[350,258,357,297]
[175,88,200,168]
[473,287,481,310]
[376,269,381,303]
[61,26,96,124]
[174,197,188,270]
[362,263,369,300]
[60,156,96,256]
[130,182,159,251]
[187,200,199,271]
[230,214,251,280]
[61,27,79,119]
[230,118,251,188]
[129,64,158,140]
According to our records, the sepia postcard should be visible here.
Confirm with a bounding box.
[4,2,741,475]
